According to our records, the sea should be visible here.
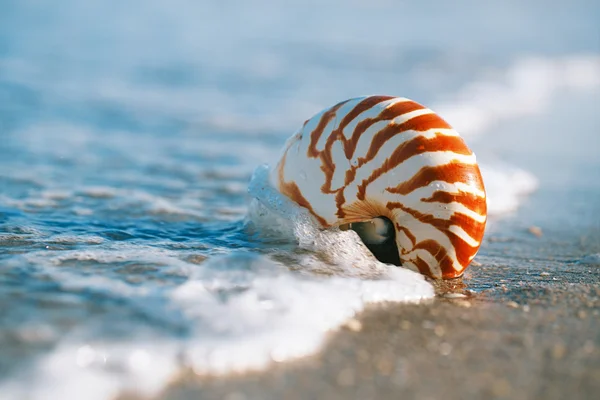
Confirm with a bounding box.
[0,1,599,399]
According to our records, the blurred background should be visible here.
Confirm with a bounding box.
[2,0,598,136]
[0,1,599,399]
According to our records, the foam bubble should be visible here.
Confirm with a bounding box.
[479,162,538,216]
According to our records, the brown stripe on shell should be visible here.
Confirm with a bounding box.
[386,162,485,197]
[412,256,434,276]
[356,133,473,201]
[420,190,487,216]
[335,191,346,219]
[277,150,329,227]
[410,239,455,279]
[396,224,417,247]
[307,99,352,159]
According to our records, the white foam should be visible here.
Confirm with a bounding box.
[433,55,600,138]
[1,342,180,400]
[47,235,105,245]
[479,162,538,216]
[174,254,433,376]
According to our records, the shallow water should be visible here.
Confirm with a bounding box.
[1,1,599,398]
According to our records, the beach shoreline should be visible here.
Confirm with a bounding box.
[150,227,600,399]
[147,89,600,400]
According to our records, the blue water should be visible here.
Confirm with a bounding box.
[1,1,599,398]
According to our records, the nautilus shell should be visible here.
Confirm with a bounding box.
[270,95,487,279]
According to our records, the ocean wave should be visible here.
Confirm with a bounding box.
[434,55,600,137]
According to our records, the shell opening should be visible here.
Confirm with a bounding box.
[341,217,401,267]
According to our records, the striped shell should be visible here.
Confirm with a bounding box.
[269,95,487,279]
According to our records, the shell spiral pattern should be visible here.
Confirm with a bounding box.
[269,95,487,279]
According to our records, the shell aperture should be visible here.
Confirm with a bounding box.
[342,217,402,267]
[269,96,487,279]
